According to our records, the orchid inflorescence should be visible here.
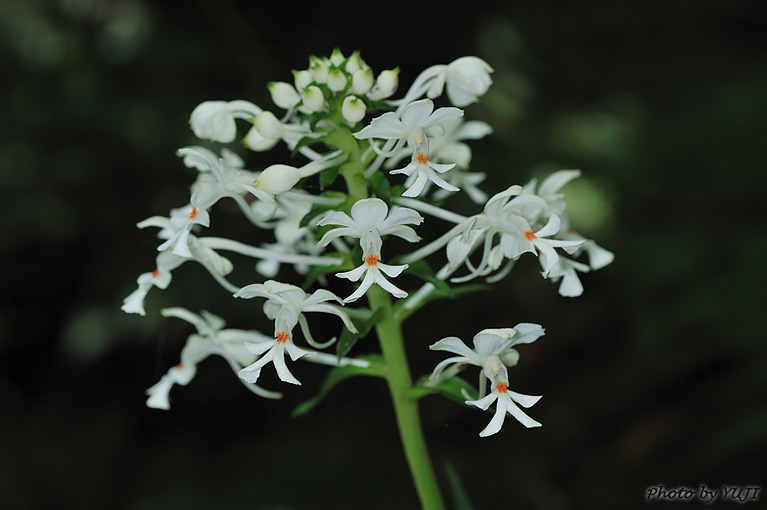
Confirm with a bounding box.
[123,48,612,441]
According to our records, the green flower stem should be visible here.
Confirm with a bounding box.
[324,127,369,203]
[327,122,443,509]
[367,285,445,510]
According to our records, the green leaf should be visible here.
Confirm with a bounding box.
[335,308,383,361]
[319,165,340,188]
[291,354,387,418]
[405,259,452,294]
[368,171,390,201]
[393,260,488,320]
[408,375,477,405]
[445,464,476,510]
[302,252,353,288]
[299,191,347,229]
[290,134,321,158]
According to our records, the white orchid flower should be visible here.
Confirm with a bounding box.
[384,118,492,202]
[466,382,542,436]
[238,330,315,386]
[427,57,494,107]
[498,212,584,277]
[336,254,410,303]
[233,282,368,386]
[121,251,184,316]
[353,99,463,158]
[393,56,494,110]
[178,147,260,209]
[234,280,357,349]
[547,257,591,297]
[317,197,423,253]
[429,325,544,435]
[428,325,544,396]
[390,138,458,198]
[146,308,281,409]
[318,198,423,302]
[156,202,211,258]
[189,100,262,143]
[406,185,583,282]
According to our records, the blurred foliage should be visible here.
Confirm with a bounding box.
[1,0,765,509]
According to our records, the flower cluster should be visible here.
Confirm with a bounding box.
[429,325,545,436]
[124,49,611,439]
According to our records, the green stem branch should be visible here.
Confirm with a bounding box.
[367,286,445,510]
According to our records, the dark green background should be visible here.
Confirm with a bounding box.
[1,1,764,509]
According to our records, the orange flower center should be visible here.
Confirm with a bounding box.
[365,254,379,266]
[495,382,509,393]
[524,230,537,241]
[176,362,185,370]
[275,331,290,343]
[415,153,428,165]
[152,267,161,278]
[189,207,198,220]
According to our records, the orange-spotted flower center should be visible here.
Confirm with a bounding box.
[275,331,290,343]
[189,207,199,220]
[495,382,509,393]
[524,230,537,241]
[365,254,379,266]
[152,267,161,278]
[415,153,429,165]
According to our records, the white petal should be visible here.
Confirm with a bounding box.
[402,172,430,197]
[535,214,562,239]
[376,261,407,278]
[336,264,367,282]
[272,349,301,386]
[478,401,508,437]
[422,107,464,129]
[465,392,498,411]
[509,323,545,346]
[342,269,377,303]
[350,198,389,226]
[430,337,479,360]
[508,391,542,409]
[585,241,615,270]
[538,169,581,198]
[401,99,435,126]
[145,375,174,410]
[558,265,584,297]
[501,394,542,428]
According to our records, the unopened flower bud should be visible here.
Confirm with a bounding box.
[254,164,302,202]
[309,56,330,83]
[329,48,345,66]
[342,96,366,124]
[253,111,285,139]
[243,126,279,152]
[292,69,313,91]
[268,82,300,110]
[301,85,325,112]
[345,51,366,74]
[367,68,399,100]
[352,68,374,95]
[327,68,348,92]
